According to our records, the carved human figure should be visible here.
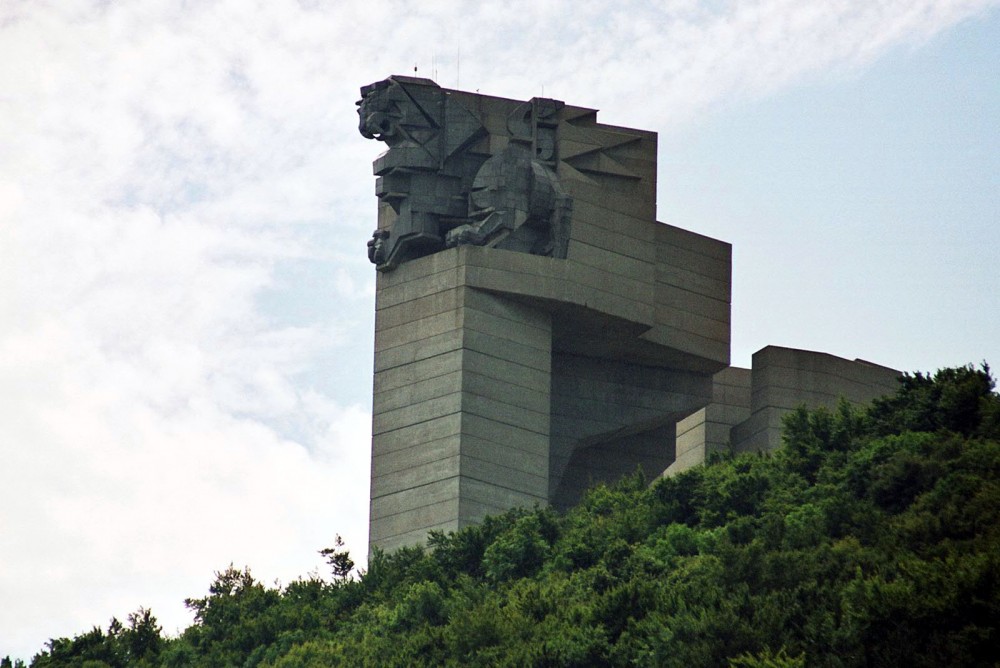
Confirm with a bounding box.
[357,76,571,271]
[446,146,571,258]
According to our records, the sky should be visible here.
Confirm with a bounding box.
[1,0,998,660]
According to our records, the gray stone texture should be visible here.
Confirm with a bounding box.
[729,346,899,454]
[661,347,900,480]
[371,250,553,554]
[363,77,730,554]
[662,366,752,476]
[360,77,899,555]
[358,76,573,270]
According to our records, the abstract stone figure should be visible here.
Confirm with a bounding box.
[446,146,572,258]
[357,75,571,270]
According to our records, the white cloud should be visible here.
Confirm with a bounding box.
[0,0,995,659]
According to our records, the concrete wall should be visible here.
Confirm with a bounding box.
[549,355,713,509]
[370,232,730,552]
[730,346,899,454]
[371,250,552,554]
[658,347,901,481]
[663,366,752,477]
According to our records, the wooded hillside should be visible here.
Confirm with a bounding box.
[15,365,1000,667]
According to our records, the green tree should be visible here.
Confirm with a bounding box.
[25,364,1000,668]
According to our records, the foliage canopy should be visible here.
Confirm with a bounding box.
[15,365,1000,667]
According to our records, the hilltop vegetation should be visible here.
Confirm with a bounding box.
[12,365,1000,667]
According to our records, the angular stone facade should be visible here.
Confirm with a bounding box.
[730,346,899,454]
[358,76,899,554]
[362,77,731,554]
[663,347,900,477]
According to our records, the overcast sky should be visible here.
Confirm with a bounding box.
[2,0,998,660]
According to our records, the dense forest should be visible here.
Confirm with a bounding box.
[8,365,1000,667]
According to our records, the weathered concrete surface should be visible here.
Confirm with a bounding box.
[360,77,911,556]
[360,78,912,555]
[371,250,552,554]
[730,346,899,454]
[660,347,900,480]
[662,366,751,477]
[365,77,731,554]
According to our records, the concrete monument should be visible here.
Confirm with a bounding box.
[359,76,731,554]
[357,76,898,555]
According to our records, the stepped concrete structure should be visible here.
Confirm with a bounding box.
[665,347,900,476]
[357,76,899,554]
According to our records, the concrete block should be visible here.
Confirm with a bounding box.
[372,413,462,455]
[363,80,743,553]
[655,262,732,302]
[711,367,752,406]
[655,242,731,284]
[372,392,463,436]
[571,220,656,262]
[734,428,775,454]
[462,392,549,436]
[703,420,733,446]
[653,305,730,344]
[371,455,461,498]
[550,394,663,426]
[655,283,730,324]
[463,349,551,393]
[376,246,461,285]
[373,520,459,554]
[459,433,548,473]
[462,370,549,413]
[375,267,465,310]
[374,329,463,373]
[560,177,655,221]
[371,476,460,517]
[705,402,752,426]
[561,240,652,283]
[463,288,551,329]
[372,434,461,477]
[464,265,569,305]
[458,498,518,527]
[666,445,705,474]
[460,477,547,509]
[550,413,621,442]
[461,414,550,458]
[751,386,840,413]
[675,426,707,457]
[375,288,463,331]
[460,455,548,498]
[370,501,459,541]
[373,370,463,413]
[461,332,551,380]
[375,309,463,352]
[462,304,551,351]
[655,223,732,262]
[676,407,707,437]
[558,354,698,389]
[639,323,729,367]
[571,199,655,243]
[373,350,463,394]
